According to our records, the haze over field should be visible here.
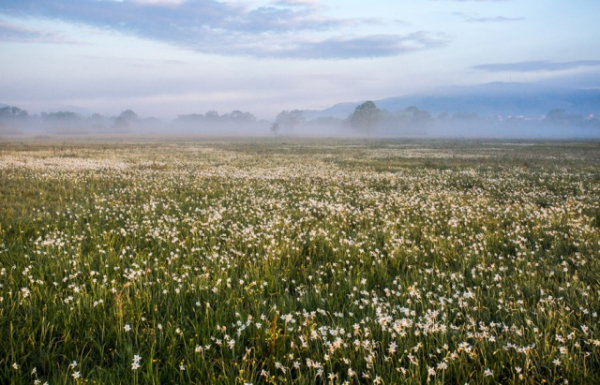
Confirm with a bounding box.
[1,0,599,137]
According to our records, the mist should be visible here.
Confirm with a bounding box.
[2,97,599,140]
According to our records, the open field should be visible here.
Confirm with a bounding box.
[1,139,600,384]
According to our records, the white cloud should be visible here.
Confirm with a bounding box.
[0,0,446,59]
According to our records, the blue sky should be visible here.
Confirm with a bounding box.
[1,0,599,118]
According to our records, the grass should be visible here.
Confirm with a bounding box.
[0,138,599,384]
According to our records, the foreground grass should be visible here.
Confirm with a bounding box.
[1,139,599,384]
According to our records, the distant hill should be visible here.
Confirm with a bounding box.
[304,82,600,119]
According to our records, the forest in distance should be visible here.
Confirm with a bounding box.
[1,100,600,139]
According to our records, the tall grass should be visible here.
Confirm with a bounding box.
[1,140,599,384]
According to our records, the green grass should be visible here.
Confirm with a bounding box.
[0,139,599,384]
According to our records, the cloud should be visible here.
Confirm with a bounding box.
[452,12,524,23]
[432,0,509,2]
[272,0,319,7]
[0,0,446,59]
[466,16,524,22]
[272,32,448,59]
[473,60,600,72]
[0,21,79,43]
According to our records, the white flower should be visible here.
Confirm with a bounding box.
[72,371,81,379]
[12,363,19,370]
[484,368,493,377]
[132,354,142,369]
[124,324,131,332]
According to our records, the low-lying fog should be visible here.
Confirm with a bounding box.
[1,104,599,140]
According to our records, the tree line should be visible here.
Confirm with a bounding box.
[1,102,598,136]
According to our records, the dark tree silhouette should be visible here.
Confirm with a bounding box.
[349,101,382,135]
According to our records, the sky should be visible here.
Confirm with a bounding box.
[1,0,599,119]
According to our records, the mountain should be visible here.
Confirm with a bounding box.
[304,82,600,119]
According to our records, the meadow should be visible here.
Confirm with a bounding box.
[1,138,599,384]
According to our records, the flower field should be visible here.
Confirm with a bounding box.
[1,139,599,384]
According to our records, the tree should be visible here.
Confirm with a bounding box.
[546,109,566,121]
[349,101,382,134]
[270,122,280,137]
[275,110,304,130]
[42,111,80,121]
[0,106,28,118]
[453,111,479,120]
[205,111,220,121]
[546,108,585,126]
[114,109,138,129]
[229,110,256,123]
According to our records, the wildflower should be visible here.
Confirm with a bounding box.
[124,324,131,332]
[484,368,493,377]
[275,362,286,374]
[553,358,561,366]
[560,346,568,355]
[72,371,81,379]
[12,363,19,370]
[132,355,142,370]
